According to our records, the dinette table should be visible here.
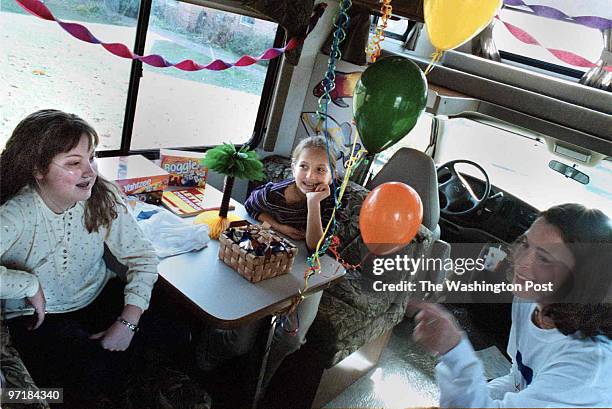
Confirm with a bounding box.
[156,184,345,408]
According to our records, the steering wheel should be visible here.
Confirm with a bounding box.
[437,160,491,217]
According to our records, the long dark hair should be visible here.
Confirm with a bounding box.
[531,204,611,338]
[0,109,122,232]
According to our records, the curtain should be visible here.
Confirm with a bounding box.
[243,0,316,64]
[321,3,371,66]
[579,28,612,91]
[472,20,501,62]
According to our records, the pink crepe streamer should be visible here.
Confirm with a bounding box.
[15,0,324,71]
[496,16,612,72]
[503,0,612,30]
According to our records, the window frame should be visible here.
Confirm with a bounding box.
[494,6,599,80]
[498,50,585,80]
[96,0,283,159]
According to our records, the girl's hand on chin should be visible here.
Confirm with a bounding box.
[306,183,331,205]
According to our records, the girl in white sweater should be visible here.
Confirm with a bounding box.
[1,110,161,402]
[413,203,612,407]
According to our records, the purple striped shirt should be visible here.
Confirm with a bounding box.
[245,179,335,230]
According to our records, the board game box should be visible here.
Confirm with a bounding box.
[160,149,208,188]
[96,155,169,195]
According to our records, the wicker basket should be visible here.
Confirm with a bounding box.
[218,224,298,283]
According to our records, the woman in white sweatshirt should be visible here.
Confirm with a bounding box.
[413,203,612,408]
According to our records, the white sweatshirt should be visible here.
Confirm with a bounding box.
[436,300,612,408]
[1,186,159,318]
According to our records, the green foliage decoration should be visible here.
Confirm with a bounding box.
[201,144,265,181]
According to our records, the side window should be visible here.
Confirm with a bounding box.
[130,1,278,150]
[1,0,139,150]
[493,7,604,77]
[1,0,279,152]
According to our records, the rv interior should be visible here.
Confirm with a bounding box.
[1,0,610,408]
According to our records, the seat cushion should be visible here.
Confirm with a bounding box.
[333,181,370,264]
[329,225,435,313]
[311,301,406,368]
[0,319,50,409]
[323,268,397,319]
[365,148,440,232]
[310,291,369,343]
[262,155,293,183]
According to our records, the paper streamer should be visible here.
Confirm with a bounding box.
[503,0,612,30]
[15,0,325,71]
[497,16,612,72]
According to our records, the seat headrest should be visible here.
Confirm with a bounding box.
[365,148,440,231]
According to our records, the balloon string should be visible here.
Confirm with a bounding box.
[306,134,367,291]
[424,50,443,75]
[308,135,366,267]
[298,0,352,297]
[366,0,393,63]
[316,0,352,119]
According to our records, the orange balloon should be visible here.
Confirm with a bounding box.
[359,182,423,255]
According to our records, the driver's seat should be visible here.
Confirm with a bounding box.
[366,147,441,240]
[365,147,451,299]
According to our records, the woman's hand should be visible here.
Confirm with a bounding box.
[89,304,142,352]
[274,223,306,240]
[26,284,46,330]
[306,183,331,205]
[412,302,463,356]
[90,320,135,352]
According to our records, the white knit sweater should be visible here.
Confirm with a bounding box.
[1,186,158,318]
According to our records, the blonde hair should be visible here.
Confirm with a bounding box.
[291,136,338,175]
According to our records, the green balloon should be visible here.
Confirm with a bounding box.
[353,56,428,154]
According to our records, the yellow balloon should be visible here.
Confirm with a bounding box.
[424,0,501,51]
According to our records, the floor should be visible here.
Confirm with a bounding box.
[322,303,512,409]
[323,318,440,409]
[201,303,512,409]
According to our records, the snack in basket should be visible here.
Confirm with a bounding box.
[218,224,298,283]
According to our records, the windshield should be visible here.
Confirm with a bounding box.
[434,117,612,215]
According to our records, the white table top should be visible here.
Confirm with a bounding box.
[157,184,345,328]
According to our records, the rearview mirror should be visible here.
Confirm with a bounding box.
[548,160,589,185]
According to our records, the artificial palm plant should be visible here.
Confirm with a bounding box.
[197,143,265,239]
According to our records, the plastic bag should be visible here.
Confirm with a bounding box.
[129,200,210,258]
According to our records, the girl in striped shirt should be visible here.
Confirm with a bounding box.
[198,136,338,391]
[245,135,337,250]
